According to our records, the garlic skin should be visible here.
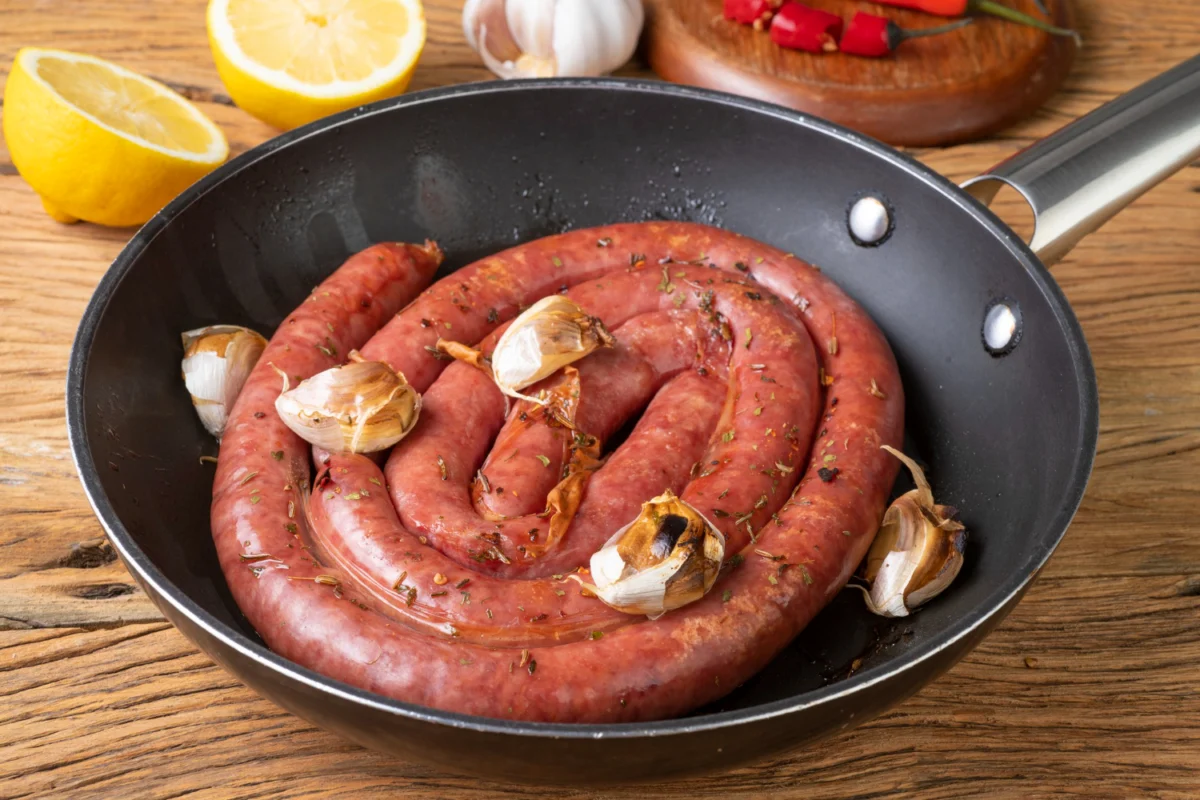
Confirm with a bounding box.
[181,325,268,438]
[860,446,967,618]
[585,490,725,618]
[490,295,614,404]
[274,361,421,454]
[463,0,645,79]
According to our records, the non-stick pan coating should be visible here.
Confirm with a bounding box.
[67,79,1097,783]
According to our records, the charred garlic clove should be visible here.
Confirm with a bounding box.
[274,360,420,453]
[860,445,967,618]
[181,325,268,438]
[584,490,725,619]
[490,295,614,404]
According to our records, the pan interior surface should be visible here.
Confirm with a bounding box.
[70,80,1095,757]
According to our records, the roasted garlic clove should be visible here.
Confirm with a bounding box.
[584,490,725,619]
[274,360,420,453]
[181,325,268,438]
[860,445,967,617]
[490,296,614,403]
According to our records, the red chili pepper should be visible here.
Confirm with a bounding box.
[840,12,972,57]
[723,0,781,27]
[769,2,843,53]
[871,0,1080,42]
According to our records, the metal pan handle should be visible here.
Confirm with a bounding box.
[961,54,1200,266]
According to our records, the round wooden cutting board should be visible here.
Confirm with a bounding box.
[644,0,1077,146]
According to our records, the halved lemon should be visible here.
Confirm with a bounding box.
[207,0,427,130]
[3,49,229,227]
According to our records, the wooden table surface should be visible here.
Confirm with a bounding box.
[2,1,1199,797]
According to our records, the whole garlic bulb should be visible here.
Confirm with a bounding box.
[181,325,268,438]
[463,0,645,79]
[274,360,421,454]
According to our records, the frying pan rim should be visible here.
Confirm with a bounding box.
[66,77,1099,740]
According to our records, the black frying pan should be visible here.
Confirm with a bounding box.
[67,56,1200,784]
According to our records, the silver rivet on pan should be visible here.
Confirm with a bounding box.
[982,299,1022,356]
[847,195,893,246]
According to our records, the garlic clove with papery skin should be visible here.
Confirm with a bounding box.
[181,325,268,438]
[462,0,520,57]
[490,295,614,404]
[582,490,725,619]
[859,446,967,618]
[463,0,645,79]
[274,360,421,454]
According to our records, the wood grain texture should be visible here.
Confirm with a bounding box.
[645,0,1077,146]
[1,0,1200,797]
